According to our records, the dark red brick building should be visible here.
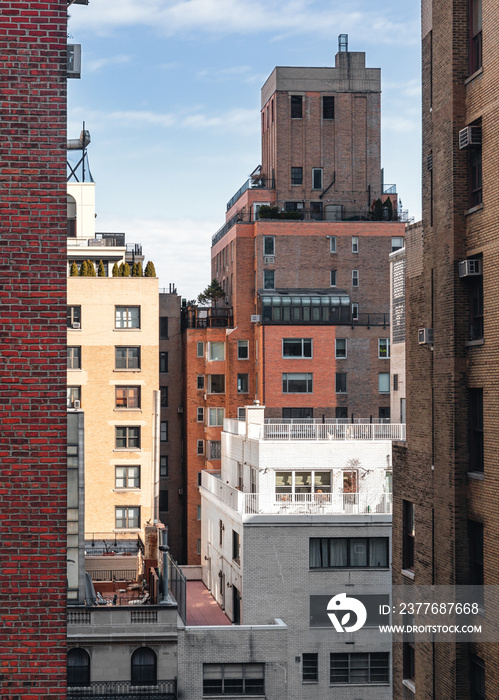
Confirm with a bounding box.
[0,1,69,697]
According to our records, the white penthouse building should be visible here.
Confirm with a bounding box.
[194,404,403,700]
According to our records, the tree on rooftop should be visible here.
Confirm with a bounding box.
[197,278,226,307]
[86,260,96,277]
[112,262,119,277]
[144,261,156,277]
[69,261,78,277]
[97,260,106,277]
[79,260,88,276]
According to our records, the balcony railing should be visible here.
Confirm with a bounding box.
[261,423,405,441]
[84,533,145,556]
[67,679,176,700]
[226,177,275,212]
[182,307,233,330]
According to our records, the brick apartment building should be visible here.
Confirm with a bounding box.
[184,40,406,563]
[0,2,69,697]
[392,0,498,697]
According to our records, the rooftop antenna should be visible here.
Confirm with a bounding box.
[338,34,348,52]
[67,121,93,183]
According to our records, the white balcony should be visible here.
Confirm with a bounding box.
[223,419,405,441]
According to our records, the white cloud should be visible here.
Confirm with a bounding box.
[86,54,131,73]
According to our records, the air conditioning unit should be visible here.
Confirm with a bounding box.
[458,259,482,278]
[177,406,184,413]
[250,315,261,323]
[418,328,434,345]
[459,125,481,149]
[263,255,275,264]
[72,322,81,329]
[73,400,81,410]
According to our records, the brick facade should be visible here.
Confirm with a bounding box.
[0,2,68,697]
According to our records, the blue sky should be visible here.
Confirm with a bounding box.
[68,0,421,300]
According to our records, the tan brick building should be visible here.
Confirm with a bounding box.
[392,0,498,696]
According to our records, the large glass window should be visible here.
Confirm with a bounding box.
[131,647,157,685]
[115,306,140,329]
[207,375,225,394]
[115,386,140,409]
[203,663,264,696]
[115,426,141,449]
[115,465,140,489]
[330,653,389,684]
[310,537,389,568]
[290,95,302,118]
[208,341,225,361]
[115,347,140,370]
[208,408,225,426]
[282,338,312,358]
[67,648,90,686]
[282,373,313,393]
[115,506,140,529]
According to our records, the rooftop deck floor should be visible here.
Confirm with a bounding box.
[186,581,231,626]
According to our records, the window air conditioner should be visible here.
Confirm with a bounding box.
[263,256,275,264]
[250,315,261,323]
[73,400,81,410]
[418,328,433,345]
[72,322,81,329]
[458,259,482,278]
[459,125,481,149]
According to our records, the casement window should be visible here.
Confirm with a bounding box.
[263,236,275,256]
[392,236,404,252]
[160,351,168,373]
[263,270,275,290]
[469,0,482,74]
[469,389,484,472]
[131,647,156,685]
[208,408,224,426]
[115,426,141,449]
[197,341,204,358]
[203,663,264,696]
[322,96,335,120]
[160,421,168,442]
[115,306,140,329]
[67,346,81,370]
[330,653,389,684]
[282,338,312,358]
[208,341,225,361]
[352,270,359,287]
[329,236,337,253]
[160,456,168,477]
[67,649,90,686]
[208,441,221,460]
[237,339,249,359]
[378,373,390,393]
[197,440,205,456]
[310,537,389,568]
[291,167,303,185]
[352,236,359,253]
[115,346,140,370]
[282,373,313,393]
[330,269,337,287]
[312,168,323,190]
[207,375,225,394]
[378,338,390,359]
[67,305,81,328]
[160,386,168,407]
[232,530,240,564]
[115,506,140,529]
[67,386,81,408]
[335,339,347,359]
[302,654,318,683]
[402,500,415,570]
[115,465,140,489]
[159,317,168,339]
[335,372,347,393]
[290,95,302,118]
[237,374,249,393]
[115,386,140,409]
[197,375,205,390]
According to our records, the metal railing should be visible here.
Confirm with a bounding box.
[182,306,233,330]
[86,569,137,582]
[168,554,186,624]
[263,418,391,425]
[243,492,392,516]
[84,533,145,556]
[159,284,177,295]
[67,679,176,699]
[261,423,405,441]
[226,177,274,212]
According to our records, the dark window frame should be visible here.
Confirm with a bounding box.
[160,351,168,373]
[335,372,347,394]
[469,388,484,472]
[302,653,318,683]
[115,386,141,409]
[115,465,140,489]
[115,305,141,329]
[291,167,303,185]
[67,305,81,328]
[403,500,415,570]
[282,372,313,393]
[115,506,140,529]
[310,537,389,569]
[67,648,90,687]
[330,652,389,684]
[115,426,141,449]
[67,346,81,370]
[131,647,157,685]
[322,95,335,120]
[115,346,140,370]
[290,95,303,119]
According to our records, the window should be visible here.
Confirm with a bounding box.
[330,270,337,287]
[160,351,168,373]
[392,236,404,252]
[131,647,156,685]
[352,303,359,320]
[330,653,389,685]
[160,456,168,477]
[67,346,81,370]
[67,648,90,687]
[159,490,168,512]
[115,306,140,329]
[322,95,335,120]
[282,407,313,420]
[352,270,359,287]
[310,201,323,220]
[207,375,225,394]
[336,406,348,419]
[378,338,390,359]
[208,408,224,426]
[197,440,205,455]
[469,139,482,207]
[302,654,318,683]
[335,339,347,359]
[393,373,399,391]
[197,406,204,422]
[282,373,313,393]
[67,305,81,328]
[160,386,168,408]
[159,317,168,339]
[115,506,140,529]
[197,538,201,555]
[208,441,221,459]
[282,338,312,358]
[276,471,331,500]
[403,500,415,570]
[352,236,359,253]
[203,663,264,696]
[291,167,303,185]
[469,388,484,472]
[160,421,168,442]
[232,530,240,564]
[263,270,275,290]
[378,373,390,393]
[219,519,224,546]
[67,386,81,408]
[263,236,275,256]
[116,386,140,409]
[379,407,391,421]
[197,375,205,390]
[237,339,249,360]
[197,341,204,358]
[115,465,140,489]
[290,95,302,118]
[197,505,201,520]
[115,347,140,370]
[208,341,225,361]
[310,537,389,568]
[335,372,347,393]
[329,236,337,253]
[312,168,323,190]
[115,426,141,449]
[471,656,485,700]
[469,0,482,74]
[237,462,243,490]
[469,520,484,588]
[470,274,483,340]
[403,616,416,686]
[237,374,249,393]
[238,407,247,421]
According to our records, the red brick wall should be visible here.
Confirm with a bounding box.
[0,2,68,698]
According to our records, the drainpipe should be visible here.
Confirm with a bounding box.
[159,527,170,603]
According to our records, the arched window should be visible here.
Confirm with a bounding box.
[67,648,90,686]
[131,647,157,685]
[67,194,77,237]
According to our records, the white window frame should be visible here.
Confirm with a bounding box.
[391,236,404,252]
[282,338,313,359]
[263,269,275,289]
[208,407,225,427]
[115,465,140,489]
[208,341,225,361]
[352,236,359,253]
[330,270,337,287]
[237,339,249,360]
[263,236,275,256]
[352,270,359,287]
[335,338,347,359]
[378,338,390,359]
[197,407,204,422]
[197,440,205,455]
[196,341,204,358]
[237,373,249,394]
[378,372,390,394]
[312,168,323,190]
[352,303,359,320]
[330,236,337,253]
[115,306,140,329]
